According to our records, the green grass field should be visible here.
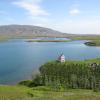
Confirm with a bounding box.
[1,85,100,100]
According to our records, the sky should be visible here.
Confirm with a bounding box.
[0,0,100,34]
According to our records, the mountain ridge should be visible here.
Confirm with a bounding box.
[0,25,100,40]
[0,25,67,37]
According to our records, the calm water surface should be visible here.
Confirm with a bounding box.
[0,39,100,84]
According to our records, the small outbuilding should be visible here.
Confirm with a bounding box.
[58,53,65,62]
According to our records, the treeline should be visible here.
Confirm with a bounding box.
[39,61,100,91]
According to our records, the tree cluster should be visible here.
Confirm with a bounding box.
[40,61,100,91]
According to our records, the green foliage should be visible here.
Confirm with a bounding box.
[19,74,43,87]
[40,61,100,91]
[18,80,33,87]
[31,74,43,87]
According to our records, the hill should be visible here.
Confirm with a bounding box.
[1,25,100,44]
[0,25,100,39]
[0,25,67,38]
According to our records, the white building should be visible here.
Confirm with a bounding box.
[58,54,65,62]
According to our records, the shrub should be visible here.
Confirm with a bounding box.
[18,80,33,87]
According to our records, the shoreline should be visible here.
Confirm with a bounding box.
[84,41,100,46]
[26,40,71,42]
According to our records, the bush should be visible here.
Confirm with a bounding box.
[19,74,43,87]
[18,80,33,87]
[31,74,43,87]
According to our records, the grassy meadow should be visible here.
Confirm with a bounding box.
[1,85,100,100]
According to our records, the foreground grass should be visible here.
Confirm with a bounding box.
[1,85,100,100]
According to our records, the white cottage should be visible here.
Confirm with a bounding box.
[58,54,65,62]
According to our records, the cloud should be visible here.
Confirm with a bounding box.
[69,8,80,16]
[12,0,50,16]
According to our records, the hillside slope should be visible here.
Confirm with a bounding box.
[0,25,100,42]
[0,25,66,37]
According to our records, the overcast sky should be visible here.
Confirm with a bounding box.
[0,0,100,34]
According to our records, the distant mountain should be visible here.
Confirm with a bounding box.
[0,25,67,37]
[0,25,100,40]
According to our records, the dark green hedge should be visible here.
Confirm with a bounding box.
[40,61,100,91]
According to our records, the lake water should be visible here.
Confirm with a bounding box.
[0,39,100,84]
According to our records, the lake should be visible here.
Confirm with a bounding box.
[0,39,100,84]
